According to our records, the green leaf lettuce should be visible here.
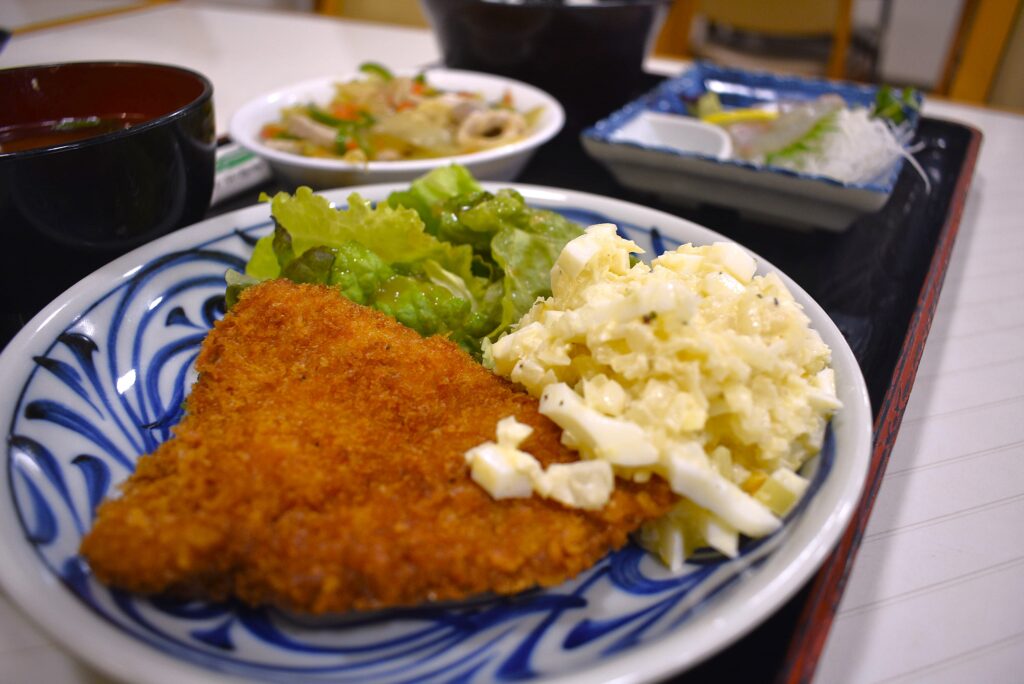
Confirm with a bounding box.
[229,165,583,359]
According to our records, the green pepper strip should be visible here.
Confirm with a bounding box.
[307,105,344,127]
[359,62,393,82]
[334,119,374,156]
[307,104,377,156]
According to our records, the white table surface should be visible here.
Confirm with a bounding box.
[0,0,142,30]
[2,4,1022,683]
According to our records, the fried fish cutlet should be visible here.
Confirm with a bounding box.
[80,279,675,614]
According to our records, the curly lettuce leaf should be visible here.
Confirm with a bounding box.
[249,187,442,279]
[434,188,584,336]
[491,225,568,335]
[224,270,261,309]
[444,188,582,243]
[329,241,394,306]
[374,275,472,339]
[386,164,482,234]
[238,184,496,354]
[435,191,499,254]
[232,165,583,358]
[281,245,335,284]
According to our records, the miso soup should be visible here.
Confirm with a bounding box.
[0,113,150,153]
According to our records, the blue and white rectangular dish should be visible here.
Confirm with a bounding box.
[581,62,923,232]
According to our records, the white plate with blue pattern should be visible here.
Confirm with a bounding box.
[0,184,872,684]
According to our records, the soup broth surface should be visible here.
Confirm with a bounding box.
[0,113,149,153]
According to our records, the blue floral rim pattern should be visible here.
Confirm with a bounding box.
[6,201,836,683]
[581,61,922,195]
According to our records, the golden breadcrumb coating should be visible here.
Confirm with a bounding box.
[80,280,674,613]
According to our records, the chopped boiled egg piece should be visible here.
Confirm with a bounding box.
[536,460,614,510]
[702,513,740,558]
[581,374,628,416]
[463,416,616,509]
[640,515,687,572]
[539,383,659,467]
[753,467,810,517]
[662,443,780,538]
[553,225,607,280]
[463,417,541,499]
[550,224,639,300]
[708,242,757,283]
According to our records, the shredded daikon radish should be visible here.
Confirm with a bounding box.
[760,107,930,191]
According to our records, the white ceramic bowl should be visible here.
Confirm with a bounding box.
[229,68,565,188]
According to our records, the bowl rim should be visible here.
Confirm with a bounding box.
[0,60,214,161]
[228,67,565,173]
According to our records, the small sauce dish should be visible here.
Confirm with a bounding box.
[609,111,732,159]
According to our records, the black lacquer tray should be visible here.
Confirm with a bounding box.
[0,86,981,683]
[515,112,981,683]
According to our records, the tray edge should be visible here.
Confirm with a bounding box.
[777,119,985,684]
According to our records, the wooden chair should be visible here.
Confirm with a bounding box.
[314,0,427,27]
[654,0,856,80]
[936,0,1023,104]
[8,0,174,35]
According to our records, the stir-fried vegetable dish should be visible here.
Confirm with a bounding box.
[260,63,541,163]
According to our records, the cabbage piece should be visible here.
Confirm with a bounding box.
[371,107,454,155]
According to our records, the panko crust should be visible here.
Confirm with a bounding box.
[80,280,674,613]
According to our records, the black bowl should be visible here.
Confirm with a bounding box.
[420,0,671,130]
[0,61,215,251]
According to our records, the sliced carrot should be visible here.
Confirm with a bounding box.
[260,123,286,138]
[331,103,362,121]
